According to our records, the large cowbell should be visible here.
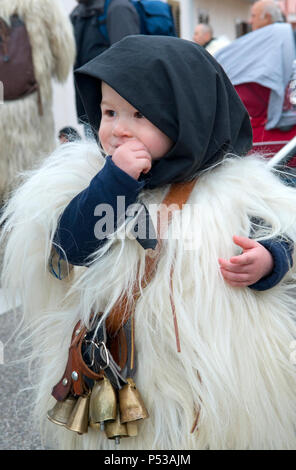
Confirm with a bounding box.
[89,377,117,431]
[119,378,149,423]
[47,394,90,435]
[47,396,77,427]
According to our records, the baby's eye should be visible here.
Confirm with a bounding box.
[104,109,116,117]
[134,111,144,119]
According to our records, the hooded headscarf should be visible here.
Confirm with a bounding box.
[75,35,252,188]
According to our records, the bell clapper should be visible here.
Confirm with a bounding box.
[115,436,120,447]
[100,421,105,431]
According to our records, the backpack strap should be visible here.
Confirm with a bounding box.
[97,0,113,43]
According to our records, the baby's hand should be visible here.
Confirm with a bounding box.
[112,139,152,180]
[218,235,274,287]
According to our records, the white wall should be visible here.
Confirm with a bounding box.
[180,0,195,39]
[195,0,252,40]
[188,0,252,41]
[52,0,84,137]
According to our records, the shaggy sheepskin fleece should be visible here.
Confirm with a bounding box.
[0,0,75,202]
[1,141,296,450]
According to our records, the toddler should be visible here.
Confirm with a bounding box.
[2,35,296,450]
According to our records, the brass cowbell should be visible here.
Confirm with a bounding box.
[126,421,138,437]
[105,406,128,445]
[118,378,149,423]
[89,377,117,431]
[47,395,77,427]
[66,393,90,435]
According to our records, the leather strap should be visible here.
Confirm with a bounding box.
[52,321,105,400]
[106,179,197,337]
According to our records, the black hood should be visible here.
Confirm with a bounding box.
[75,35,252,188]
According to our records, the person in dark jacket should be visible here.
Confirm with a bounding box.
[70,0,140,126]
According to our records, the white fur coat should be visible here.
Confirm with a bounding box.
[2,141,296,450]
[0,0,75,202]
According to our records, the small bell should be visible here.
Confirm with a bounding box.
[89,377,117,431]
[118,378,149,423]
[47,396,77,427]
[66,394,90,435]
[89,421,101,431]
[126,421,138,437]
[104,406,128,445]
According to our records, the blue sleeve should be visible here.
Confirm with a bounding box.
[53,156,144,266]
[249,238,294,291]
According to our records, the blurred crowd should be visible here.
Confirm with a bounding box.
[0,0,296,208]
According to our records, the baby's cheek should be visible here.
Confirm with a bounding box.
[150,133,174,160]
[98,127,109,153]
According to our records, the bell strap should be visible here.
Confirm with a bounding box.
[90,178,197,377]
[52,317,128,400]
[82,318,127,390]
[106,178,197,338]
[52,321,101,400]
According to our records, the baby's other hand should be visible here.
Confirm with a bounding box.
[112,139,152,180]
[218,235,274,287]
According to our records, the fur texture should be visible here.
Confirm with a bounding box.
[0,0,75,201]
[2,141,296,450]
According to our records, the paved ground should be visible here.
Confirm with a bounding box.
[0,291,44,450]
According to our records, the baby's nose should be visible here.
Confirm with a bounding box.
[112,118,133,137]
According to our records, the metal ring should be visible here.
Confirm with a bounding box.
[83,339,110,370]
[97,341,110,370]
[84,339,97,347]
[83,339,96,367]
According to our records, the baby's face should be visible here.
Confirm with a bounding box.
[98,82,173,160]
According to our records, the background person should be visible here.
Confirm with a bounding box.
[215,4,296,161]
[249,0,284,31]
[58,126,81,144]
[0,0,75,204]
[70,0,140,129]
[192,23,230,55]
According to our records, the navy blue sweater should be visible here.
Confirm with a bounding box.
[53,157,293,290]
